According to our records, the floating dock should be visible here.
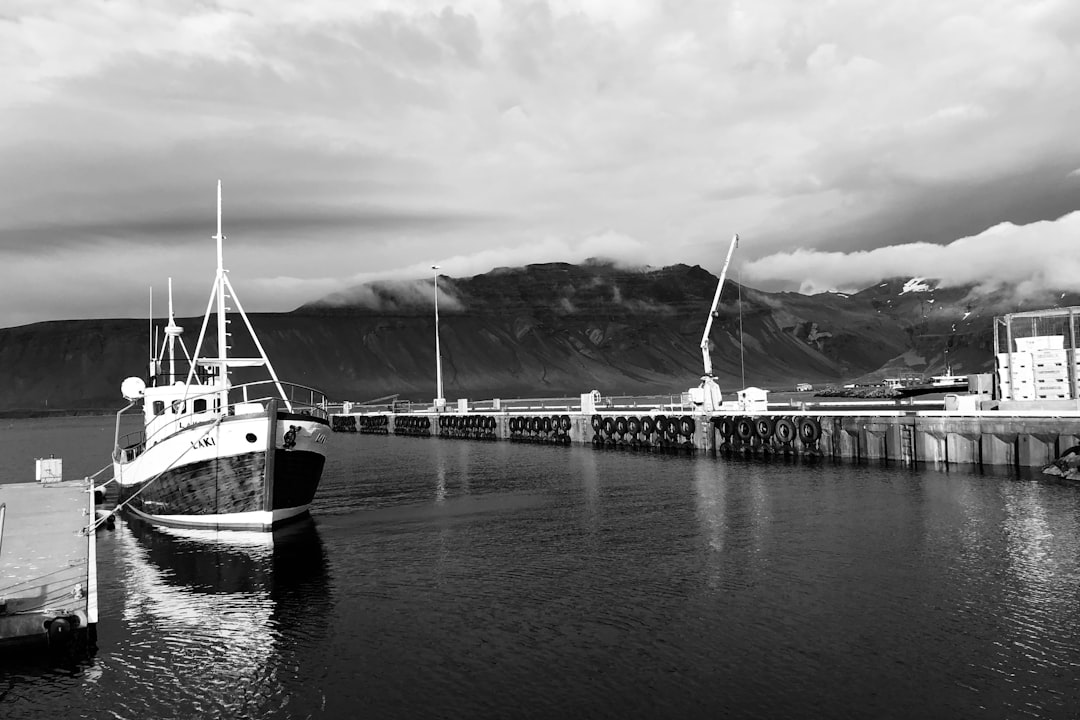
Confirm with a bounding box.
[0,472,98,649]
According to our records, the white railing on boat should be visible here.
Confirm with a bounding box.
[114,380,329,462]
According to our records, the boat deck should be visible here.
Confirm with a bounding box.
[0,479,98,647]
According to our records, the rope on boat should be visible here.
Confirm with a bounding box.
[0,420,218,606]
[87,418,222,533]
[84,463,113,482]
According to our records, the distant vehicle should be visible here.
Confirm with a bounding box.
[795,383,813,392]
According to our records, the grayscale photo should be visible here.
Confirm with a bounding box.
[2,1,1079,718]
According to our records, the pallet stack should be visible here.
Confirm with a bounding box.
[996,335,1078,401]
[1033,348,1072,400]
[996,351,1034,401]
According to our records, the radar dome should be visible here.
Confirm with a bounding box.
[121,376,146,400]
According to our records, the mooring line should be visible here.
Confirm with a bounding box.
[87,418,222,533]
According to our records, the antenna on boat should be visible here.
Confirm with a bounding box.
[215,180,228,376]
[164,278,184,383]
[148,286,155,382]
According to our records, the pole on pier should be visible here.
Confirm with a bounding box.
[433,265,445,409]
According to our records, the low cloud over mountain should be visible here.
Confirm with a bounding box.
[5,259,1079,412]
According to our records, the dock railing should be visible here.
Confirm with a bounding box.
[333,393,695,414]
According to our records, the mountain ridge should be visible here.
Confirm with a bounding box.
[0,262,1074,411]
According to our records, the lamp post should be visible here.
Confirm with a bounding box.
[433,265,445,409]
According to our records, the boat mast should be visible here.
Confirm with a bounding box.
[148,286,154,382]
[164,278,184,383]
[214,180,229,409]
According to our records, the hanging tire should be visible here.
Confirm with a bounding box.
[591,414,602,431]
[615,416,628,435]
[754,416,774,440]
[717,417,733,439]
[774,417,796,444]
[628,416,640,435]
[654,415,667,436]
[642,416,655,436]
[798,417,821,444]
[680,416,695,436]
[602,417,614,435]
[560,415,572,432]
[735,417,753,442]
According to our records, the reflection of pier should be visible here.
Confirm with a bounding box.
[116,517,332,714]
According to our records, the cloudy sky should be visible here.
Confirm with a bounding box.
[3,0,1079,327]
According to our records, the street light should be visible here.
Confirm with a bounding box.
[433,265,445,409]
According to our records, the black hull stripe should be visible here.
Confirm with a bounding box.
[120,449,325,517]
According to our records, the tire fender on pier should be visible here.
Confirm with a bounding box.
[735,417,754,442]
[798,417,822,444]
[774,417,797,444]
[680,416,695,437]
[717,417,733,439]
[754,417,774,440]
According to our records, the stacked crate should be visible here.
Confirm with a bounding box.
[1071,349,1080,397]
[995,352,1035,401]
[1032,348,1072,399]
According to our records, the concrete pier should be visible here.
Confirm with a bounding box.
[331,403,1080,470]
[0,478,98,649]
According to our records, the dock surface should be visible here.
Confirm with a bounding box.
[0,479,97,647]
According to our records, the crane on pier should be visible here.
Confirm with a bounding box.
[690,233,739,412]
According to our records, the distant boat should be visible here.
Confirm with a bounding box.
[111,182,331,531]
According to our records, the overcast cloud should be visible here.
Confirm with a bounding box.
[2,0,1079,327]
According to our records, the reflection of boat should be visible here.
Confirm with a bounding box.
[124,513,330,599]
[116,515,331,709]
[111,182,331,531]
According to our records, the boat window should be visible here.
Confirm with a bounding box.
[153,401,165,416]
[171,400,185,414]
[193,398,207,413]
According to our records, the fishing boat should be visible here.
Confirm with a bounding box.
[111,182,330,531]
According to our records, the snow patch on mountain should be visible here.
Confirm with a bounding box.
[900,278,933,295]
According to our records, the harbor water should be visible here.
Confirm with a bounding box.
[2,415,1079,718]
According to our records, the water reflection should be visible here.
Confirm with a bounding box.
[112,517,331,718]
[692,459,727,554]
[576,447,600,532]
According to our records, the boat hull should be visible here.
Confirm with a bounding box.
[115,409,328,531]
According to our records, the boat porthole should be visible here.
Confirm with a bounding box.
[246,433,257,443]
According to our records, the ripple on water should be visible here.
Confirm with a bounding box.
[2,426,1080,719]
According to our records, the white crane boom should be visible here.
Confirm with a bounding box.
[700,234,739,377]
